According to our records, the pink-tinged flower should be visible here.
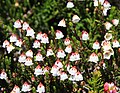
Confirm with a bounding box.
[103,1,111,9]
[66,1,74,8]
[2,40,10,48]
[10,34,17,42]
[64,38,70,46]
[15,39,23,47]
[55,59,63,68]
[43,66,50,74]
[72,15,80,23]
[6,44,15,53]
[104,82,109,92]
[34,65,43,76]
[69,52,80,61]
[60,72,68,81]
[69,66,77,75]
[89,53,99,63]
[112,19,119,26]
[13,20,22,28]
[32,40,40,48]
[101,40,111,51]
[31,76,35,82]
[74,71,83,81]
[36,82,45,93]
[51,65,59,76]
[18,53,26,63]
[26,50,33,58]
[36,32,43,40]
[0,70,8,80]
[35,52,44,61]
[92,41,100,49]
[65,45,72,53]
[21,82,31,92]
[12,85,20,93]
[22,22,29,30]
[56,49,66,58]
[58,19,66,27]
[112,40,120,48]
[55,30,64,39]
[41,33,49,44]
[104,22,112,30]
[26,27,35,38]
[46,48,54,57]
[103,50,112,59]
[104,33,112,41]
[25,57,33,66]
[81,31,89,40]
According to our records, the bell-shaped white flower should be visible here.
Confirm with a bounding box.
[25,57,33,66]
[22,22,29,30]
[55,30,64,39]
[89,53,99,63]
[103,51,111,59]
[36,32,43,40]
[60,72,68,81]
[15,39,23,47]
[64,38,70,46]
[6,44,15,53]
[2,40,10,48]
[66,1,74,8]
[56,49,66,58]
[55,59,63,68]
[35,52,44,61]
[69,52,80,61]
[12,85,20,93]
[21,82,31,92]
[65,45,72,53]
[69,66,77,75]
[58,19,66,27]
[72,15,80,23]
[104,33,112,41]
[43,66,50,74]
[50,65,59,76]
[26,27,35,38]
[92,41,100,49]
[112,40,120,48]
[32,40,40,48]
[13,20,22,28]
[46,48,54,57]
[103,1,111,10]
[74,71,83,81]
[36,82,45,93]
[101,40,111,51]
[112,19,119,26]
[0,70,8,80]
[26,50,33,58]
[18,53,26,63]
[34,65,43,76]
[81,31,89,40]
[104,22,112,30]
[41,33,49,44]
[10,34,17,42]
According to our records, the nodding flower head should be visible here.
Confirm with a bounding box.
[55,30,64,39]
[66,1,74,8]
[58,19,66,27]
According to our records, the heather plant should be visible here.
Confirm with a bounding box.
[0,0,120,93]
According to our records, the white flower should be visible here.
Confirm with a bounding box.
[22,22,29,30]
[43,66,50,74]
[56,49,66,58]
[26,50,33,58]
[101,40,111,51]
[25,57,33,66]
[94,0,98,6]
[55,59,63,68]
[58,19,66,27]
[41,33,49,44]
[89,53,99,63]
[72,15,80,23]
[32,40,40,48]
[0,71,8,80]
[103,1,111,10]
[60,72,68,81]
[112,40,120,48]
[74,71,83,81]
[15,39,23,47]
[69,66,77,75]
[104,33,112,41]
[104,22,112,30]
[34,65,43,76]
[92,41,100,49]
[36,82,45,93]
[94,0,104,6]
[18,53,26,63]
[103,51,111,59]
[13,20,22,28]
[65,45,72,53]
[26,27,35,38]
[2,40,10,48]
[81,31,89,40]
[12,85,20,93]
[112,19,119,26]
[35,52,44,61]
[21,82,31,92]
[6,44,15,53]
[55,30,64,39]
[36,32,43,40]
[10,34,17,42]
[66,1,74,8]
[46,48,54,57]
[103,8,108,16]
[64,38,70,46]
[50,65,59,76]
[69,52,80,61]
